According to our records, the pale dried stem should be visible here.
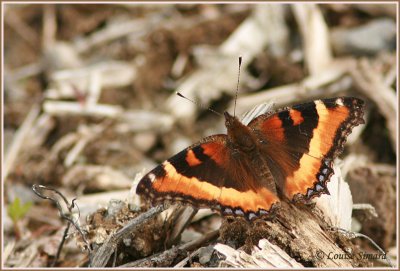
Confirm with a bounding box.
[42,5,57,50]
[4,104,40,180]
[292,4,333,75]
[43,101,123,118]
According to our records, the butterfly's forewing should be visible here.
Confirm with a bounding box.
[136,135,279,220]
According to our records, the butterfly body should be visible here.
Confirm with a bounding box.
[136,97,365,220]
[224,111,279,197]
[225,112,257,152]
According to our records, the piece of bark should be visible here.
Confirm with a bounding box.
[215,238,303,268]
[219,201,371,268]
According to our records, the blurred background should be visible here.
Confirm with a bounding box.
[3,3,397,267]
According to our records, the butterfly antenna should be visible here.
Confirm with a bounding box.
[233,56,242,117]
[176,92,223,117]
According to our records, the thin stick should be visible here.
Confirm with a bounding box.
[166,206,198,248]
[51,223,71,267]
[121,229,219,267]
[233,56,242,117]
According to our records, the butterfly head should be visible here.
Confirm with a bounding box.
[224,111,241,128]
[224,111,255,151]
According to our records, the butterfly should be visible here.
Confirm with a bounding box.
[136,97,364,220]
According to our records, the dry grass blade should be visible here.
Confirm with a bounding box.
[42,5,57,50]
[3,240,16,264]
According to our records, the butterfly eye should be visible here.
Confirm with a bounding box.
[225,118,234,128]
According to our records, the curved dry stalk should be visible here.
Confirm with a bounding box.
[32,184,92,265]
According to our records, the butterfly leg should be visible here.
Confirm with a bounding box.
[292,193,317,208]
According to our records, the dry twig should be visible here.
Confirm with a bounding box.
[121,229,219,267]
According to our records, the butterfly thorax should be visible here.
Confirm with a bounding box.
[224,112,257,154]
[224,111,278,195]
